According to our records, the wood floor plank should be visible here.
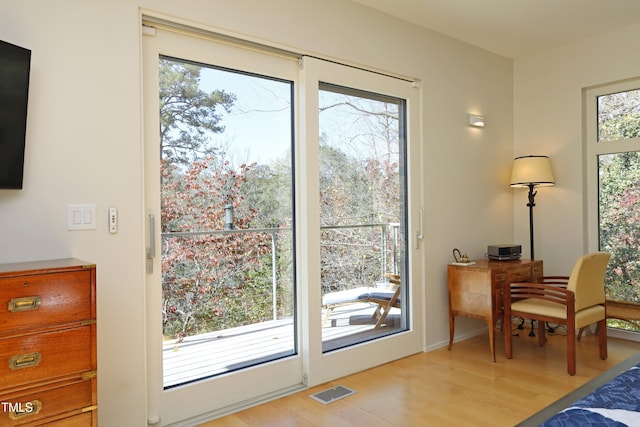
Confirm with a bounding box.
[199,331,640,427]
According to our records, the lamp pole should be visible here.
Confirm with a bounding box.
[527,184,537,260]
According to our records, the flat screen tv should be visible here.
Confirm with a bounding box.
[0,39,31,190]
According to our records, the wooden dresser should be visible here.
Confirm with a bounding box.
[447,258,542,362]
[0,259,97,426]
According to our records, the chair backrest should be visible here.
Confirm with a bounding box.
[567,252,611,311]
[385,273,401,289]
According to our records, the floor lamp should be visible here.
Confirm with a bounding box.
[510,155,555,260]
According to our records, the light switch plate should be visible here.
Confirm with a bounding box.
[68,204,97,230]
[109,207,117,234]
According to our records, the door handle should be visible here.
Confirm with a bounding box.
[416,208,424,249]
[146,214,155,274]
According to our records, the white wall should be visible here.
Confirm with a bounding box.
[0,0,514,425]
[513,24,640,275]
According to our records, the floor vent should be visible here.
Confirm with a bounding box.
[310,385,356,404]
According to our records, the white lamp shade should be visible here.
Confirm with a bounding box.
[510,155,555,187]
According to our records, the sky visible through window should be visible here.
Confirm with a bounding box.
[198,66,292,166]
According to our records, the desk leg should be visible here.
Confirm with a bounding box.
[487,320,496,362]
[448,314,455,350]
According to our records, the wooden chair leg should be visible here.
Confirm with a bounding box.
[322,306,334,325]
[371,306,382,320]
[598,319,608,360]
[374,306,391,329]
[567,323,576,376]
[537,320,546,346]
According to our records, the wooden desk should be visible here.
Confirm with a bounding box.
[447,258,543,362]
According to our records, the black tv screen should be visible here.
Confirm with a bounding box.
[0,39,31,189]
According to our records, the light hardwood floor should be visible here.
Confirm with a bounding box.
[199,330,640,426]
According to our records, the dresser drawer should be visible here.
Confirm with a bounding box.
[40,412,98,427]
[506,267,531,283]
[0,326,92,389]
[40,412,93,427]
[493,266,533,284]
[0,271,93,335]
[0,379,93,426]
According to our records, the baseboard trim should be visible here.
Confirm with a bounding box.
[423,326,487,353]
[166,384,307,426]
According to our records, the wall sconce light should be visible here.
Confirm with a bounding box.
[469,114,485,128]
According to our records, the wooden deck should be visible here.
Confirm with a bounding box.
[163,303,401,388]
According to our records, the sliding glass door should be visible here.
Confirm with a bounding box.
[300,57,422,386]
[143,21,302,425]
[143,20,423,425]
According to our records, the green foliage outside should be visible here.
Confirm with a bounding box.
[157,59,402,340]
[318,87,403,294]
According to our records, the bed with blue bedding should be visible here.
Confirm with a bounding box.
[517,352,640,427]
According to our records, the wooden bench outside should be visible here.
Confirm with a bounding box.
[579,299,640,339]
[606,299,640,329]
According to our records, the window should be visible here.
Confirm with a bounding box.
[587,80,640,333]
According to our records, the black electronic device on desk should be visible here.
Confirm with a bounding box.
[488,244,521,260]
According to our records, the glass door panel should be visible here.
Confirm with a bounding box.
[159,56,296,387]
[598,151,640,332]
[318,83,408,352]
[143,21,303,425]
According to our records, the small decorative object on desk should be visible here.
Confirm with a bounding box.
[451,248,475,266]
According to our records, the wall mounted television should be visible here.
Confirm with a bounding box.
[0,39,31,190]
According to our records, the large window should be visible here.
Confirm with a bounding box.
[587,81,640,333]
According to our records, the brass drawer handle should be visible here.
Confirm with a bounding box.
[8,399,42,420]
[9,352,42,370]
[8,296,42,312]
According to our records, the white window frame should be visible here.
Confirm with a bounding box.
[585,78,640,342]
[586,79,640,250]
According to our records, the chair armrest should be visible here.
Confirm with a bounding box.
[385,273,401,286]
[504,281,574,306]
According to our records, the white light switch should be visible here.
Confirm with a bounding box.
[68,204,97,230]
